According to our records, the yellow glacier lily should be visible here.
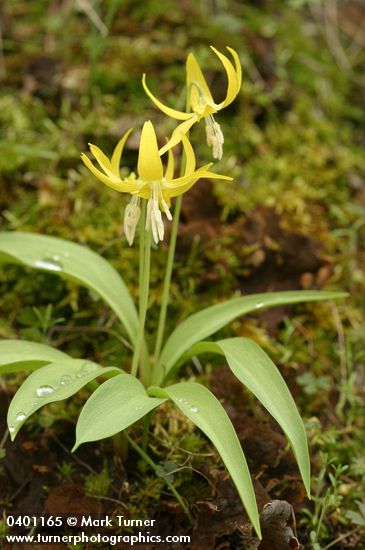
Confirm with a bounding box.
[142,46,242,160]
[81,121,232,245]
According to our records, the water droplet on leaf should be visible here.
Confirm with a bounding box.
[59,375,73,386]
[15,412,26,422]
[36,385,54,397]
[34,257,63,271]
[76,363,97,378]
[189,406,199,413]
[82,362,98,371]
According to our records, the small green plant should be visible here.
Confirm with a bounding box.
[346,501,365,528]
[84,466,112,497]
[57,461,76,480]
[17,304,65,344]
[301,452,350,546]
[0,519,6,538]
[0,46,346,539]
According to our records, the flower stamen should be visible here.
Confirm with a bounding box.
[146,182,166,244]
[205,114,224,160]
[161,198,173,221]
[123,196,141,246]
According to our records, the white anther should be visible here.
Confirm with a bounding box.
[145,182,173,244]
[123,196,141,246]
[146,199,164,244]
[154,207,164,242]
[205,115,224,160]
[161,199,172,221]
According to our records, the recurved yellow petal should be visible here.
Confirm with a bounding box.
[164,179,197,199]
[163,171,214,198]
[81,153,136,193]
[226,46,242,92]
[137,121,164,182]
[210,46,241,109]
[164,147,175,181]
[142,74,191,121]
[159,116,197,156]
[186,53,214,109]
[164,164,232,190]
[88,144,114,177]
[110,128,133,177]
[181,133,196,176]
[197,169,233,181]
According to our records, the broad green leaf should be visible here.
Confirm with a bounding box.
[0,339,69,375]
[181,337,311,496]
[148,382,261,539]
[157,290,347,383]
[0,232,138,343]
[74,374,165,449]
[7,359,122,440]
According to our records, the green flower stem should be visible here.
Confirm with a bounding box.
[153,94,190,368]
[138,200,147,314]
[153,194,182,364]
[131,207,152,381]
[112,431,129,462]
[142,411,152,452]
[124,432,192,521]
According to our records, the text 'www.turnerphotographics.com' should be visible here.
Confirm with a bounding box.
[4,514,191,546]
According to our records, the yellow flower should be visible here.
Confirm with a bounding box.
[81,121,232,245]
[142,46,242,160]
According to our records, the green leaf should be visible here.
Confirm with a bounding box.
[74,374,165,450]
[0,339,69,375]
[148,382,261,539]
[181,337,311,497]
[7,359,122,440]
[157,290,347,382]
[0,232,138,343]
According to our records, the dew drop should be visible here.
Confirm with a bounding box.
[59,375,73,386]
[8,426,15,434]
[177,398,190,407]
[36,385,55,397]
[15,412,26,422]
[34,257,63,271]
[189,406,199,413]
[255,302,264,309]
[82,362,98,371]
[76,363,97,378]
